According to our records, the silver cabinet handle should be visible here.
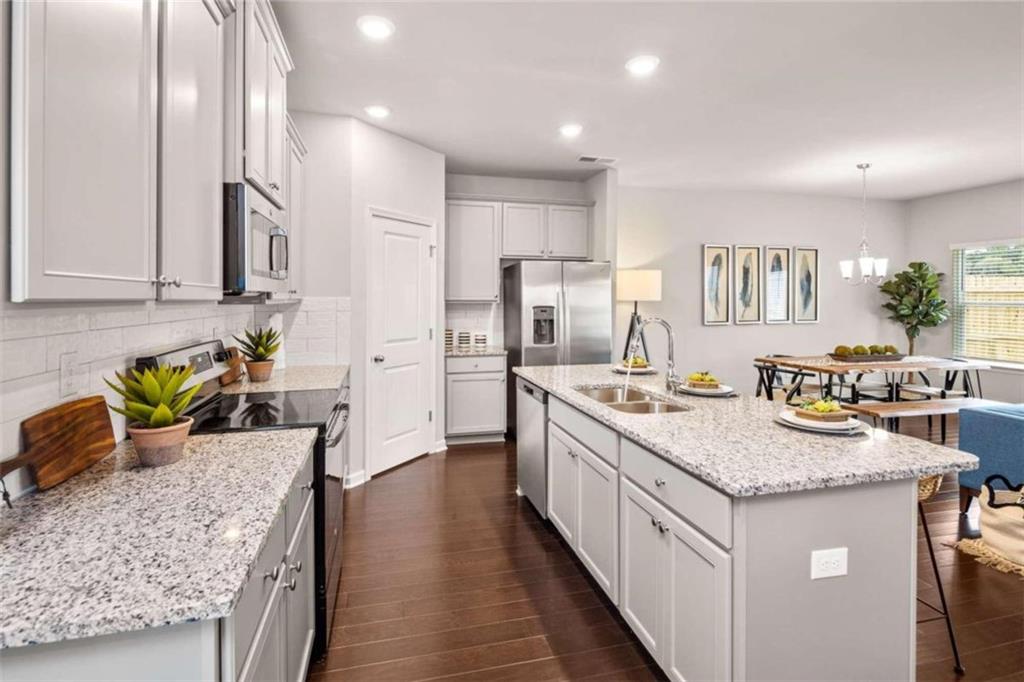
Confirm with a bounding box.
[270,182,280,190]
[655,477,666,487]
[290,561,302,574]
[657,520,667,534]
[286,578,297,591]
[156,275,181,288]
[650,517,657,527]
[300,481,313,491]
[264,565,280,581]
[373,354,385,363]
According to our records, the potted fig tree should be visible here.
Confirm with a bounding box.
[878,262,950,356]
[234,327,282,382]
[105,364,201,467]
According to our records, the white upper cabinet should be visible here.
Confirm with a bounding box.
[244,0,291,207]
[501,203,546,257]
[280,115,307,299]
[10,0,159,301]
[158,0,229,301]
[547,205,590,259]
[446,200,500,302]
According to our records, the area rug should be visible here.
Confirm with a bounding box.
[952,538,1024,577]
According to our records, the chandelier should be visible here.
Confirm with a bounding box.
[840,163,888,285]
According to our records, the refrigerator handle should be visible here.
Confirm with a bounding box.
[561,285,571,365]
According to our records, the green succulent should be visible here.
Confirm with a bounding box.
[234,327,282,361]
[105,364,201,428]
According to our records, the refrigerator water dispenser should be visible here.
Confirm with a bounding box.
[532,306,555,345]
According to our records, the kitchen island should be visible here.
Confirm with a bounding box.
[513,364,978,682]
[0,429,319,681]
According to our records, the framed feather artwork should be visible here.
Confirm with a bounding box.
[733,245,762,324]
[702,244,731,325]
[763,246,791,323]
[793,246,819,323]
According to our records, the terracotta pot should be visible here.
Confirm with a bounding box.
[245,359,275,382]
[127,417,193,467]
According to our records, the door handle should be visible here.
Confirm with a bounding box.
[373,355,385,363]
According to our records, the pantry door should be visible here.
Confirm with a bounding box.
[368,208,435,475]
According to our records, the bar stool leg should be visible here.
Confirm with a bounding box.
[941,415,947,444]
[919,501,966,675]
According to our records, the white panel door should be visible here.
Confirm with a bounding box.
[663,511,732,682]
[547,205,590,259]
[445,200,500,302]
[502,202,546,257]
[10,0,158,301]
[620,477,666,661]
[265,48,287,206]
[546,424,578,545]
[158,0,226,301]
[369,211,434,476]
[243,0,271,198]
[446,372,506,436]
[283,125,305,298]
[577,445,619,603]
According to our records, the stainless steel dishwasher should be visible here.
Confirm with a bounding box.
[516,378,548,518]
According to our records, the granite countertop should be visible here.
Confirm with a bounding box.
[223,364,349,394]
[514,364,978,498]
[0,429,318,649]
[446,346,507,358]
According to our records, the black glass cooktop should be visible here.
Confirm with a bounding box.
[188,389,340,433]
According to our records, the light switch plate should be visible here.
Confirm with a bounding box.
[59,352,80,398]
[811,547,848,580]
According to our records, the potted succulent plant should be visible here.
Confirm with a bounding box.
[105,364,201,467]
[234,327,282,382]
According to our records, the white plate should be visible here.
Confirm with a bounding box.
[774,416,870,437]
[611,365,658,375]
[676,383,734,396]
[779,409,862,432]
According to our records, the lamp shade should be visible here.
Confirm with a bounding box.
[617,269,662,302]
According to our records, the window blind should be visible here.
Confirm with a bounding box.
[951,241,1024,365]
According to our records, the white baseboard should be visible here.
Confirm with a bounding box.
[445,433,508,446]
[344,469,367,489]
[430,439,447,453]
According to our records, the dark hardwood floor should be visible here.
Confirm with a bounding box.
[309,415,1022,681]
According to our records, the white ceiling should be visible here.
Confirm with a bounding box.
[275,1,1023,200]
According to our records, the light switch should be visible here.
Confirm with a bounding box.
[811,547,848,580]
[59,352,79,398]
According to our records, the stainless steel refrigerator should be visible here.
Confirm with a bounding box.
[504,260,612,427]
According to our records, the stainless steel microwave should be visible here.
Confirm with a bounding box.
[223,182,289,295]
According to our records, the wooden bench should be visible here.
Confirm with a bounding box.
[847,398,1004,443]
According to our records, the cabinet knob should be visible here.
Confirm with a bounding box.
[290,560,303,574]
[264,565,280,581]
[286,578,298,591]
[655,477,666,487]
[657,520,667,534]
[650,517,657,527]
[373,354,385,363]
[270,182,280,190]
[301,480,313,491]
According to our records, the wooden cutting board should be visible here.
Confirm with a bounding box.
[219,346,246,386]
[0,395,115,490]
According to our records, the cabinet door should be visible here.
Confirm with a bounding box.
[266,48,287,205]
[546,424,578,545]
[577,446,619,603]
[283,127,305,298]
[662,512,732,682]
[501,203,547,257]
[10,0,158,301]
[445,201,500,302]
[445,371,506,436]
[547,205,590,259]
[619,477,666,660]
[158,0,226,301]
[239,569,286,682]
[244,0,271,198]
[285,499,315,682]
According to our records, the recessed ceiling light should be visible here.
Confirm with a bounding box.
[357,15,395,40]
[559,123,583,139]
[625,55,660,77]
[365,105,391,119]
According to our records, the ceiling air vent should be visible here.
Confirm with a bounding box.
[577,155,618,165]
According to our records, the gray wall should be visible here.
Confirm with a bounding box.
[906,179,1024,402]
[616,186,909,389]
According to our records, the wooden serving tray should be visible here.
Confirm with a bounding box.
[827,353,906,363]
[794,407,855,422]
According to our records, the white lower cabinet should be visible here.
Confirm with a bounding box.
[284,497,315,682]
[445,356,507,437]
[240,576,286,682]
[547,423,618,603]
[620,477,731,681]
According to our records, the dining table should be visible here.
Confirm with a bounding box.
[753,354,991,404]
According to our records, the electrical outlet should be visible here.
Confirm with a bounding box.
[59,352,80,398]
[811,547,848,580]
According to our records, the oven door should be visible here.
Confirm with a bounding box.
[322,399,348,644]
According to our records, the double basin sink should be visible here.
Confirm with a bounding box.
[576,386,691,414]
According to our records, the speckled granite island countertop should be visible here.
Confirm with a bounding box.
[445,346,507,357]
[222,364,349,394]
[0,429,318,649]
[513,364,977,497]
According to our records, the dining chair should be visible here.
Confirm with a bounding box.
[753,356,820,403]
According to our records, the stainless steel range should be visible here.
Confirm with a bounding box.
[135,341,348,660]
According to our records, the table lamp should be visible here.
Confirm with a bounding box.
[617,269,662,362]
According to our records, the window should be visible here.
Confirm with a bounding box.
[952,241,1024,365]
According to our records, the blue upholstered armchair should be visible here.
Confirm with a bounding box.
[958,403,1024,513]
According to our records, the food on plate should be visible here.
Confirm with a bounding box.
[687,371,719,389]
[800,398,842,413]
[623,356,649,368]
[794,398,852,422]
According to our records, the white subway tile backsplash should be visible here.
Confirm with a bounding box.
[89,307,152,330]
[2,338,48,381]
[44,328,125,372]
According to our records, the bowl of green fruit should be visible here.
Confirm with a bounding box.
[828,344,904,363]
